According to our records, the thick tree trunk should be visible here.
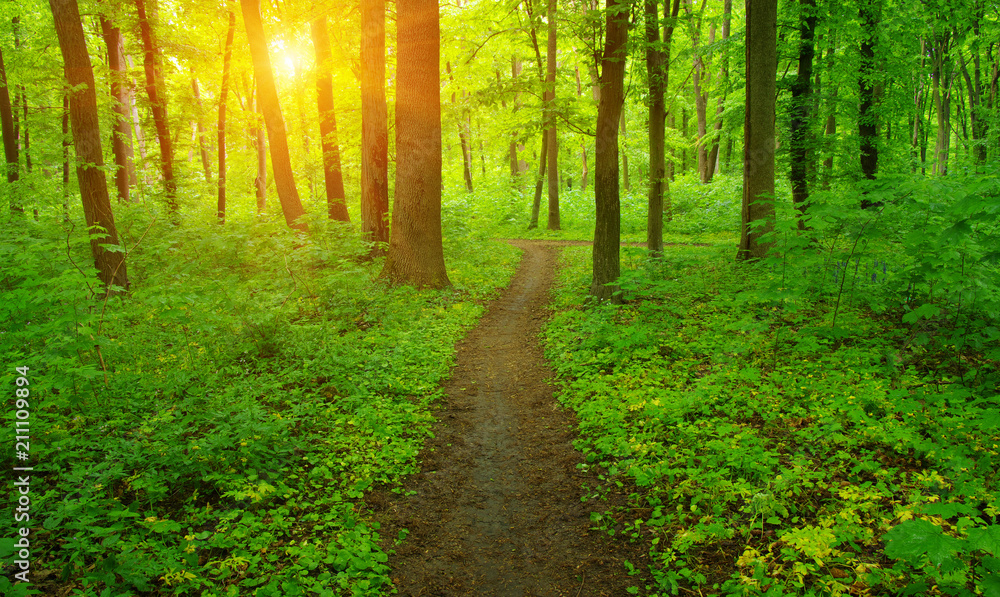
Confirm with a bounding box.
[311,17,349,222]
[240,0,307,231]
[645,0,666,255]
[50,0,128,292]
[545,0,560,230]
[789,0,816,230]
[217,9,235,224]
[382,0,450,289]
[591,0,627,302]
[738,0,777,261]
[135,0,177,210]
[100,16,135,203]
[361,0,390,246]
[0,46,19,191]
[858,0,879,202]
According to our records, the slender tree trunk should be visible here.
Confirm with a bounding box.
[545,0,560,230]
[738,0,777,261]
[529,129,547,228]
[135,0,177,210]
[311,16,349,222]
[12,17,30,177]
[240,0,307,231]
[645,0,666,255]
[191,77,212,182]
[361,0,390,245]
[619,110,629,191]
[591,0,628,301]
[789,0,816,229]
[62,93,70,217]
[686,0,710,182]
[217,9,235,224]
[663,0,680,216]
[100,16,135,203]
[705,0,731,182]
[382,0,450,288]
[931,33,953,176]
[50,0,128,292]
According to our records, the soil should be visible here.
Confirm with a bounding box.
[370,240,654,596]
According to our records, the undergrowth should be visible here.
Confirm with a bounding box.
[543,173,1000,596]
[0,204,519,597]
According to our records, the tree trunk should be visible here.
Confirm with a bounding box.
[931,33,953,176]
[591,0,627,302]
[858,0,879,202]
[705,0,731,182]
[135,0,177,210]
[191,77,212,182]
[645,0,666,255]
[619,110,629,191]
[311,16,349,222]
[50,0,128,292]
[240,0,307,231]
[217,9,235,224]
[0,46,19,193]
[686,0,710,182]
[382,0,450,289]
[738,0,777,261]
[361,0,390,246]
[545,0,560,230]
[663,0,680,216]
[100,16,135,204]
[529,129,547,229]
[789,0,816,230]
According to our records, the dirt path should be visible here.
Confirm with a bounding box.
[371,240,652,596]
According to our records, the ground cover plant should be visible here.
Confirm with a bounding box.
[541,172,1000,596]
[0,201,520,597]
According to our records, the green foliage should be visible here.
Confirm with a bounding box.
[0,205,518,596]
[542,178,1000,596]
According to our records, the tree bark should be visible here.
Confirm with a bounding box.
[789,0,816,230]
[361,0,390,246]
[858,0,879,200]
[135,0,177,210]
[382,0,450,289]
[191,77,212,182]
[50,0,128,292]
[705,0,731,182]
[217,9,235,224]
[529,129,548,229]
[738,0,777,261]
[591,0,628,301]
[240,0,307,231]
[0,46,18,192]
[545,0,560,230]
[100,16,135,203]
[645,0,666,255]
[311,16,349,222]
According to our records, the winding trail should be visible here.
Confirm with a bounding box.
[372,240,652,596]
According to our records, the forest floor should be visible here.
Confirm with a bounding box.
[369,240,653,596]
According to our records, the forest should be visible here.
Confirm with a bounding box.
[1,0,999,594]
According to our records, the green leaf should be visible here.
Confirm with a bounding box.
[902,303,941,324]
[969,526,1000,556]
[884,519,964,570]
